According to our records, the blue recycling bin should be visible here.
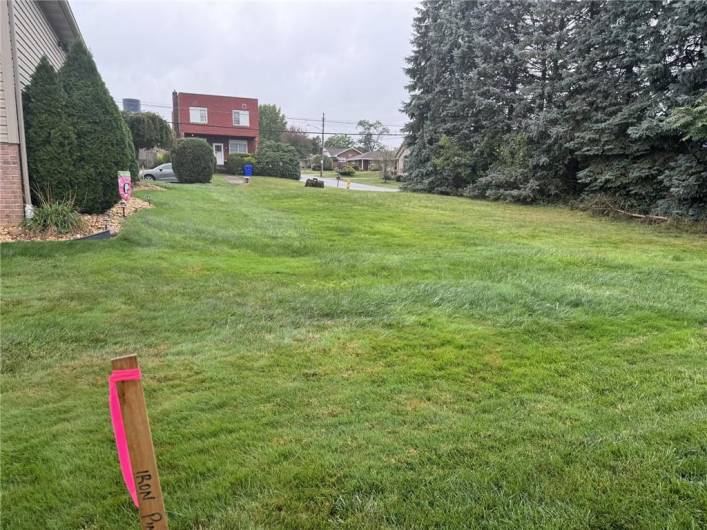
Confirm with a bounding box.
[243,164,253,177]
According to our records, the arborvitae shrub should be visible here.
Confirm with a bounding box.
[22,57,77,205]
[255,141,301,180]
[60,42,138,213]
[172,139,215,183]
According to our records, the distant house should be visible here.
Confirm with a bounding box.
[172,91,259,167]
[0,0,83,225]
[323,146,362,168]
[347,150,394,171]
[394,143,411,176]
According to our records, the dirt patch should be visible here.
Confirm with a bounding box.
[224,175,247,185]
[135,181,167,191]
[0,196,152,243]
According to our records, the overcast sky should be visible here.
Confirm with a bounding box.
[71,0,418,147]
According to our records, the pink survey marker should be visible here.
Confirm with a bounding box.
[108,368,142,507]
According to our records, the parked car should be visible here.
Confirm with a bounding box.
[140,163,177,182]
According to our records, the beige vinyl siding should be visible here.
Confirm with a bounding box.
[0,47,8,142]
[13,0,66,88]
[0,0,15,143]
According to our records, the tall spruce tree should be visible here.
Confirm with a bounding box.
[402,0,707,218]
[570,0,707,216]
[60,41,138,213]
[403,0,464,193]
[22,57,77,205]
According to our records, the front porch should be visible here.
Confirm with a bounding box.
[183,133,257,166]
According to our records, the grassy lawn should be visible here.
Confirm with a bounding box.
[302,169,401,189]
[2,174,706,529]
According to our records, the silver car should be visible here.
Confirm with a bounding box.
[140,163,177,182]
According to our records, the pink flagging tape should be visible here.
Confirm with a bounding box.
[108,368,142,507]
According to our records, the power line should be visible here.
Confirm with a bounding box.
[119,100,407,129]
[287,116,406,128]
[165,120,406,137]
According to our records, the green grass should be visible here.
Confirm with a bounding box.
[303,169,401,189]
[2,175,706,529]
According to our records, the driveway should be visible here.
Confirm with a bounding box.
[300,174,399,192]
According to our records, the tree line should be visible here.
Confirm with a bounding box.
[259,104,393,156]
[403,0,707,219]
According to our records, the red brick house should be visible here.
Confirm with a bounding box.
[172,91,259,167]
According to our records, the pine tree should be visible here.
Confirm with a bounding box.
[60,41,138,213]
[22,57,77,204]
[571,0,707,216]
[403,0,466,192]
[402,0,707,218]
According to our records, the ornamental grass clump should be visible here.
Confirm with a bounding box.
[23,191,84,234]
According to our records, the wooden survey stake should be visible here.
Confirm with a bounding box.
[112,355,169,530]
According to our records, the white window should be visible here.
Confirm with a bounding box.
[229,140,248,154]
[232,110,250,127]
[189,107,208,124]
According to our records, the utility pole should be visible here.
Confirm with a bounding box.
[320,113,325,180]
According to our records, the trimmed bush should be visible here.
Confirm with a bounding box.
[22,57,77,206]
[254,141,300,180]
[60,42,138,213]
[338,165,356,176]
[226,153,257,175]
[23,191,83,234]
[172,138,215,183]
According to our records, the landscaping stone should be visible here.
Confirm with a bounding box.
[0,196,151,242]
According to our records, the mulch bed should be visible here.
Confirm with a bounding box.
[0,195,152,243]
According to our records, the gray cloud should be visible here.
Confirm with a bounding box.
[72,0,417,146]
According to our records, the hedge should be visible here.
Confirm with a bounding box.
[225,153,257,175]
[254,141,300,180]
[172,138,215,183]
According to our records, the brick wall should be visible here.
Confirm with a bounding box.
[0,143,24,225]
[174,92,259,145]
[184,133,257,157]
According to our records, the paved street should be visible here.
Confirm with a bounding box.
[300,174,399,192]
